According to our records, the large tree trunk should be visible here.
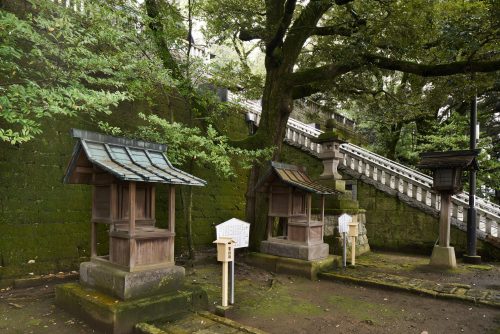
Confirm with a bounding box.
[384,123,403,161]
[246,66,293,250]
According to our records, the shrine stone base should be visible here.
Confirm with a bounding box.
[429,245,457,269]
[55,282,208,334]
[80,260,185,300]
[260,239,329,261]
[246,252,340,280]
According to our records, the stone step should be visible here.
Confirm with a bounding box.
[136,311,267,334]
[319,270,500,309]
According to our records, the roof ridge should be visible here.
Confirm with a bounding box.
[70,128,166,152]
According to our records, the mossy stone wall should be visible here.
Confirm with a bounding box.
[0,101,250,280]
[357,181,498,259]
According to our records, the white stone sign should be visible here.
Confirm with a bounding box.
[216,218,250,249]
[338,214,352,234]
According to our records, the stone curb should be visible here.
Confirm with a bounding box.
[197,311,268,334]
[134,311,268,334]
[13,272,79,289]
[319,271,500,309]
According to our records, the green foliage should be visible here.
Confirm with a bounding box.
[136,113,273,178]
[416,111,499,197]
[0,0,180,144]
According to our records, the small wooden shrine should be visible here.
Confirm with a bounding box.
[64,129,205,274]
[255,162,338,261]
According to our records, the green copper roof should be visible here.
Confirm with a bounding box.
[64,129,206,186]
[255,161,338,195]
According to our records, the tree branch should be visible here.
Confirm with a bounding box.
[365,54,500,77]
[289,62,362,86]
[266,0,297,56]
[312,20,365,37]
[145,0,182,80]
[281,0,335,66]
[291,84,322,99]
[239,27,266,41]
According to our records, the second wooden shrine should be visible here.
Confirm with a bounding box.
[256,162,338,261]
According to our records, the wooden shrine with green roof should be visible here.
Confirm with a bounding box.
[63,129,206,299]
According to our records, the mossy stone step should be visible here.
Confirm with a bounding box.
[136,311,267,334]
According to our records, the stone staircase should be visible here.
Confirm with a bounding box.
[228,93,500,246]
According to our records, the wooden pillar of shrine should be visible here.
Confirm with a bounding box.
[168,185,175,262]
[128,181,137,269]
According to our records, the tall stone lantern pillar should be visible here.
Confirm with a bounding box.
[316,120,346,191]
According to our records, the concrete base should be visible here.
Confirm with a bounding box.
[246,252,340,280]
[429,245,457,269]
[463,255,482,264]
[260,239,329,261]
[55,282,208,334]
[80,261,185,300]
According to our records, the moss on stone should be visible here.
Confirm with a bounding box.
[327,295,399,324]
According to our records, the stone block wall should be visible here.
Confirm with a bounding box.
[0,100,250,280]
[356,181,499,259]
[315,213,370,258]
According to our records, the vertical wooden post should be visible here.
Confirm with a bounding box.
[109,183,117,261]
[306,193,312,243]
[129,182,136,269]
[168,185,176,262]
[151,185,156,223]
[351,236,356,265]
[321,195,325,240]
[90,184,97,258]
[267,217,273,239]
[222,261,228,307]
[91,222,97,258]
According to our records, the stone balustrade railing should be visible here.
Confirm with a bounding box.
[339,143,500,241]
[229,93,499,243]
[295,99,357,130]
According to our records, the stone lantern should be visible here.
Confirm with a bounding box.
[315,119,346,191]
[418,150,479,268]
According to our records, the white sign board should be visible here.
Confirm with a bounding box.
[216,218,250,249]
[338,214,352,234]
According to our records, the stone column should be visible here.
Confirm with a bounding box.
[317,135,346,191]
[430,193,457,268]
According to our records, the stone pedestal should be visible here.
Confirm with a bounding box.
[55,283,208,334]
[80,260,185,300]
[260,239,329,261]
[463,254,482,264]
[430,245,457,269]
[246,252,340,280]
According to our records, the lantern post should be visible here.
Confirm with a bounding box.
[418,150,479,269]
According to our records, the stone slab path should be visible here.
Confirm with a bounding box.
[319,270,500,308]
[136,311,267,334]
